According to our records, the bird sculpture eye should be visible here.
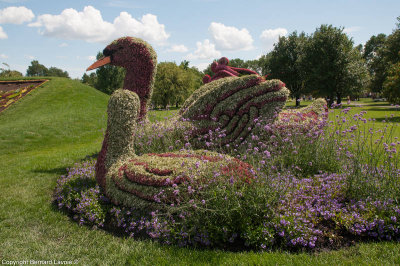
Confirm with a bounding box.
[103,48,112,57]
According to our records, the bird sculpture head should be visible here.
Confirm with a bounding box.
[87,36,157,121]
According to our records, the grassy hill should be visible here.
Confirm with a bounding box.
[0,78,399,265]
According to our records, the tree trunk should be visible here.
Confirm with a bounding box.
[336,92,342,105]
[295,95,300,107]
[327,94,334,108]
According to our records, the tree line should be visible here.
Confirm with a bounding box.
[0,60,70,78]
[82,18,400,107]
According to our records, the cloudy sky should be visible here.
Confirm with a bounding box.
[0,0,399,78]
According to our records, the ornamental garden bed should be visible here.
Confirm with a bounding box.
[54,107,400,252]
[0,79,48,113]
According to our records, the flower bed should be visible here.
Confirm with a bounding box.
[0,80,48,112]
[54,107,400,251]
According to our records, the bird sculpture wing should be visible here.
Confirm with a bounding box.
[179,75,290,146]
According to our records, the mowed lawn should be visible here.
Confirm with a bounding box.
[0,78,399,265]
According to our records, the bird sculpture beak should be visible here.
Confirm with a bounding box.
[86,56,111,71]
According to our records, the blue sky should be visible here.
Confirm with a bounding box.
[0,0,399,78]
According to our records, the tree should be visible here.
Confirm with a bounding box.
[47,66,69,78]
[94,52,125,95]
[257,53,273,76]
[153,62,182,109]
[382,16,400,65]
[0,63,22,78]
[383,62,400,104]
[363,34,387,93]
[303,25,368,106]
[153,62,202,109]
[81,72,97,87]
[26,60,70,78]
[26,60,48,76]
[342,47,370,100]
[268,31,308,106]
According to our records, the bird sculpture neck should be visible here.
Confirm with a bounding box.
[123,65,154,121]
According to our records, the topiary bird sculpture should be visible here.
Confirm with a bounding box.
[86,36,293,208]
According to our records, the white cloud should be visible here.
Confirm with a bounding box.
[167,44,188,53]
[25,55,35,60]
[0,26,7,39]
[260,28,288,51]
[0,6,34,24]
[59,42,68,47]
[209,22,253,51]
[28,6,169,45]
[343,26,361,34]
[87,55,96,61]
[0,53,8,58]
[186,39,221,60]
[191,62,209,71]
[113,12,169,44]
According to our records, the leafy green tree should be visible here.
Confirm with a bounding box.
[26,60,70,78]
[303,25,367,106]
[81,72,97,87]
[180,60,190,70]
[153,62,202,109]
[382,16,400,65]
[94,52,125,95]
[257,53,272,76]
[363,34,387,93]
[245,59,263,74]
[26,60,48,76]
[47,66,69,78]
[342,47,370,100]
[268,31,308,106]
[179,64,203,106]
[0,70,23,78]
[0,63,23,78]
[153,62,182,109]
[383,62,400,104]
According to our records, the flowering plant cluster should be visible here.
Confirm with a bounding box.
[0,80,47,112]
[64,37,399,251]
[54,106,400,251]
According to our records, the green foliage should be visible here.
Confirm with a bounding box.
[383,62,400,104]
[94,52,126,95]
[268,31,308,106]
[303,25,368,105]
[0,69,23,78]
[26,60,70,78]
[257,53,273,75]
[153,62,201,109]
[81,72,97,87]
[364,34,388,93]
[382,17,400,65]
[0,77,400,263]
[47,67,69,78]
[26,60,48,76]
[363,17,400,95]
[0,63,22,78]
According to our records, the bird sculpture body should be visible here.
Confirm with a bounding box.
[87,36,325,209]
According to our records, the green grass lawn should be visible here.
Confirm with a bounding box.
[0,79,399,264]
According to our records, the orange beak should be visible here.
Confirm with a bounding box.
[86,56,111,71]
